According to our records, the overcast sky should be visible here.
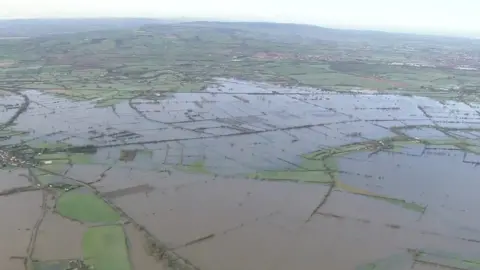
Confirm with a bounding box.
[1,0,479,37]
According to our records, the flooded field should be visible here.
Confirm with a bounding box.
[1,79,480,270]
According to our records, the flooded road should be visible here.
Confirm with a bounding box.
[1,79,480,270]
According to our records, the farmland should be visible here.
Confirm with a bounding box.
[1,20,480,106]
[1,19,480,270]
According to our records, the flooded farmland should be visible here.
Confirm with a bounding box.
[1,79,480,270]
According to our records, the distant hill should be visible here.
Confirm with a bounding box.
[0,18,168,37]
[0,18,476,46]
[173,21,476,44]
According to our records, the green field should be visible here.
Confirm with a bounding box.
[0,20,479,104]
[56,191,121,223]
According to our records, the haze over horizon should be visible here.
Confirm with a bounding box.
[1,0,479,37]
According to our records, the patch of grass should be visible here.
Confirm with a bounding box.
[32,260,71,270]
[34,152,70,165]
[69,153,92,164]
[34,152,69,160]
[82,226,131,270]
[356,252,413,270]
[33,142,71,149]
[251,148,341,183]
[36,174,63,185]
[390,140,423,152]
[465,145,480,154]
[416,250,480,270]
[304,144,370,159]
[38,159,70,165]
[250,170,333,183]
[336,179,426,214]
[32,149,93,165]
[0,129,28,138]
[335,180,377,196]
[364,193,425,213]
[177,160,210,174]
[95,98,128,107]
[37,164,69,174]
[56,191,120,223]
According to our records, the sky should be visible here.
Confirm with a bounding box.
[1,0,479,37]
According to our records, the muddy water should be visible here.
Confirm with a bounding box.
[2,79,480,270]
[0,170,43,270]
[337,147,480,240]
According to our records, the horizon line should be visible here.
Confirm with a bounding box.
[0,16,477,39]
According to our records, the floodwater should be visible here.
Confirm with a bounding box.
[1,79,480,270]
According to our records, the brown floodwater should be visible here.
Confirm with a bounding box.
[0,170,42,270]
[1,80,480,270]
